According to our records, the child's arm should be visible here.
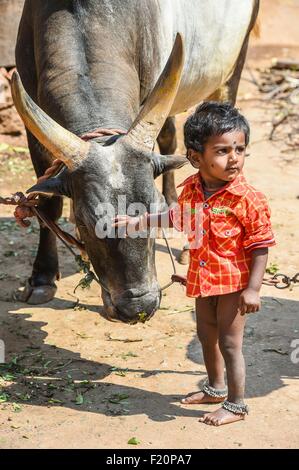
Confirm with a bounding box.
[238,247,268,315]
[112,210,188,287]
[112,210,174,232]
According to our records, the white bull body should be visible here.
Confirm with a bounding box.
[143,0,255,114]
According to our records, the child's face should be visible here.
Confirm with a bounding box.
[187,130,246,185]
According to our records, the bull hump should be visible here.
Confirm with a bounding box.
[19,0,254,124]
[143,0,254,114]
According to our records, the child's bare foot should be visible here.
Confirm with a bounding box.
[181,391,226,405]
[199,407,245,426]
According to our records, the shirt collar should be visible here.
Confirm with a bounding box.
[224,172,248,195]
[177,171,248,196]
[177,173,200,189]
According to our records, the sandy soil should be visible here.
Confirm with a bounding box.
[0,0,298,449]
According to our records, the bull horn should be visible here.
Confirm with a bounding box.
[125,33,184,150]
[11,72,90,170]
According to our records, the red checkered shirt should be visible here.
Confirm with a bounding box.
[170,172,275,298]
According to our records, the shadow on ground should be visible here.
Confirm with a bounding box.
[0,215,298,421]
[0,295,298,422]
[185,296,299,398]
[0,305,203,422]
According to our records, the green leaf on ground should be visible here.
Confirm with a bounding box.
[12,403,22,413]
[3,251,18,258]
[110,367,128,377]
[0,143,10,152]
[11,146,29,153]
[119,352,138,360]
[16,393,31,402]
[43,360,52,369]
[75,393,84,405]
[1,373,16,381]
[75,332,91,339]
[128,437,140,445]
[0,392,9,403]
[108,394,129,404]
[266,263,280,275]
[137,312,147,323]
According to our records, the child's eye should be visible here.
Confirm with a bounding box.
[216,148,227,155]
[236,146,245,154]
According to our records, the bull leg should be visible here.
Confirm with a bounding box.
[158,117,178,205]
[207,44,249,106]
[208,10,254,105]
[16,131,62,304]
[14,21,61,303]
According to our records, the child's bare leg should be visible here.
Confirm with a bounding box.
[182,296,227,404]
[199,290,247,425]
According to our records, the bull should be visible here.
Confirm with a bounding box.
[12,0,259,323]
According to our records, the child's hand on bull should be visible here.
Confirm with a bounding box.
[112,213,148,235]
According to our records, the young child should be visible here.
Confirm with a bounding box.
[113,102,275,426]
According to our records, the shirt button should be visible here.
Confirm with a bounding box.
[225,230,231,236]
[199,260,206,267]
[201,229,206,235]
[203,203,209,209]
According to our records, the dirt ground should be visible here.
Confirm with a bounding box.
[0,0,298,449]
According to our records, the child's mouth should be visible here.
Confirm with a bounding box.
[226,167,238,171]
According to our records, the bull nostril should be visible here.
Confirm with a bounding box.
[118,293,159,320]
[121,288,149,299]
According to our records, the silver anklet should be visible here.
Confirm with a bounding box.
[201,381,228,398]
[222,400,249,415]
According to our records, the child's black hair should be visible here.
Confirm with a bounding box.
[184,101,250,153]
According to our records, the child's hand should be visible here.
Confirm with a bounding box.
[238,288,261,315]
[171,274,187,286]
[112,213,148,235]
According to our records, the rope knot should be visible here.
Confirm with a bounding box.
[0,191,39,227]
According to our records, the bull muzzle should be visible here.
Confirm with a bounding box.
[101,287,161,324]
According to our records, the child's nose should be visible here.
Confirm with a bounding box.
[229,150,238,161]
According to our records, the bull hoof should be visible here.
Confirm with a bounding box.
[13,280,57,305]
[178,248,190,265]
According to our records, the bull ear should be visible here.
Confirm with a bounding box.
[151,154,187,178]
[124,33,184,150]
[26,175,70,198]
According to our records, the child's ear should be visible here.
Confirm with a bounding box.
[187,150,201,169]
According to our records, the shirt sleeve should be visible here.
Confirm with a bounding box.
[242,193,276,252]
[168,185,190,232]
[169,203,184,232]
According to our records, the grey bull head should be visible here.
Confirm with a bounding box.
[11,34,187,324]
